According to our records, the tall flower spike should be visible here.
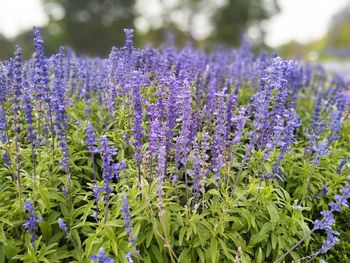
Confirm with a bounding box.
[86,122,99,153]
[13,46,23,201]
[211,93,226,181]
[125,252,134,263]
[22,69,36,142]
[336,157,347,174]
[124,28,134,54]
[33,26,51,145]
[100,136,117,222]
[23,199,43,249]
[132,80,144,198]
[86,122,99,221]
[57,218,70,238]
[91,248,114,263]
[13,46,23,109]
[122,194,137,250]
[156,137,167,217]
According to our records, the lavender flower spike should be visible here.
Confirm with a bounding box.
[23,199,43,249]
[336,156,347,174]
[125,252,134,263]
[122,194,137,250]
[57,218,70,238]
[86,121,99,153]
[91,248,114,263]
[124,28,134,53]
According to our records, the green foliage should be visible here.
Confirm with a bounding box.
[1,80,350,263]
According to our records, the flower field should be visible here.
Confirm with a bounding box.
[0,27,350,263]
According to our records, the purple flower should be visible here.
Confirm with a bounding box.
[225,93,238,142]
[312,174,350,257]
[33,27,50,103]
[99,136,125,221]
[125,252,134,263]
[231,106,247,145]
[122,194,137,249]
[173,81,192,187]
[22,69,36,142]
[211,93,226,181]
[13,46,23,109]
[57,218,70,237]
[336,157,347,174]
[100,136,117,195]
[132,83,144,163]
[319,229,339,254]
[124,28,134,53]
[192,140,202,196]
[312,139,330,166]
[147,105,160,157]
[32,27,52,146]
[23,199,43,248]
[91,248,114,263]
[62,187,68,200]
[155,126,167,211]
[86,121,99,153]
[334,194,348,208]
[314,185,329,199]
[51,48,70,171]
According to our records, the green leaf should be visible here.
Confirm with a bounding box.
[197,248,205,263]
[271,233,277,250]
[218,238,232,260]
[210,238,218,263]
[179,227,186,246]
[40,221,52,241]
[256,247,263,263]
[249,233,267,246]
[3,239,18,259]
[178,248,190,263]
[260,222,272,236]
[207,189,221,197]
[39,188,51,212]
[145,229,153,248]
[133,222,141,237]
[151,245,163,263]
[0,245,4,263]
[267,204,278,225]
[144,251,152,263]
[290,251,300,261]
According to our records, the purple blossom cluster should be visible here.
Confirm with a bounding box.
[57,218,70,238]
[23,199,43,249]
[91,248,114,263]
[1,26,350,262]
[99,136,126,222]
[122,194,137,253]
[311,175,350,256]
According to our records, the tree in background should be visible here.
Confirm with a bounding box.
[212,0,279,46]
[327,5,350,49]
[134,0,279,47]
[0,0,280,58]
[43,0,136,56]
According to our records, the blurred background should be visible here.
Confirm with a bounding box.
[0,0,350,60]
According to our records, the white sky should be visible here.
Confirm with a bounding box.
[0,0,349,47]
[0,0,48,39]
[265,0,350,47]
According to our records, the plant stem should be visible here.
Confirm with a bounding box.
[149,153,153,182]
[274,230,314,263]
[184,161,189,204]
[138,158,142,201]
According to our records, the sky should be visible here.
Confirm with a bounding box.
[0,0,48,38]
[265,0,350,47]
[0,0,349,47]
